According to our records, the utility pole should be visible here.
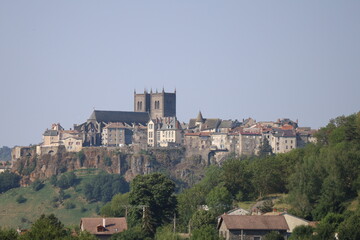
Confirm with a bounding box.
[173,213,176,233]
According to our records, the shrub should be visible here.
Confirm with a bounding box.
[64,201,76,209]
[16,195,27,204]
[32,179,44,191]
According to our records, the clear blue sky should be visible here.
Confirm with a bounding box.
[1,1,359,147]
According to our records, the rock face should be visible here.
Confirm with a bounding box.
[12,146,212,187]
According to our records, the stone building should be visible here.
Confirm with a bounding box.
[268,128,297,154]
[147,117,183,147]
[218,215,289,240]
[40,123,83,154]
[238,128,262,156]
[75,110,149,146]
[101,122,133,147]
[134,89,176,119]
[296,127,317,148]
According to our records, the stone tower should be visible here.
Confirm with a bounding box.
[134,88,176,119]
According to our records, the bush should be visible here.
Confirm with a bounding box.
[56,172,77,189]
[104,156,112,166]
[0,171,21,193]
[32,179,44,191]
[16,195,27,204]
[50,175,57,186]
[64,201,76,209]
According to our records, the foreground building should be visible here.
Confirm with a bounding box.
[80,217,127,240]
[218,215,289,240]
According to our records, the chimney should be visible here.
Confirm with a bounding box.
[103,218,106,227]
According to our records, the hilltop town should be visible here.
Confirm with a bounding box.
[12,89,316,164]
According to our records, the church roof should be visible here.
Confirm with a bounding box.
[196,111,204,122]
[88,110,149,125]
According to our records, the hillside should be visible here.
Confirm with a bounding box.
[0,171,102,229]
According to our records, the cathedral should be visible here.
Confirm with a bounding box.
[75,89,176,146]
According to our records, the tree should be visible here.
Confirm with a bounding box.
[0,228,18,240]
[259,199,274,214]
[21,214,69,240]
[206,185,232,216]
[264,231,285,240]
[337,212,360,240]
[84,173,129,202]
[110,226,149,240]
[101,193,129,217]
[128,173,177,234]
[0,171,21,193]
[177,183,207,230]
[290,225,314,240]
[259,138,273,157]
[221,158,253,200]
[77,231,98,240]
[190,225,221,240]
[155,225,181,240]
[56,172,77,190]
[314,213,344,240]
[190,210,215,230]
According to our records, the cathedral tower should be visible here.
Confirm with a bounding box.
[134,88,176,119]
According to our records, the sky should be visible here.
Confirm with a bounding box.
[0,1,359,147]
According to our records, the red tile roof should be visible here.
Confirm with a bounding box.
[80,217,127,236]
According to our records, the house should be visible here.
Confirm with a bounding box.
[101,122,133,147]
[80,217,127,240]
[147,117,183,147]
[238,128,262,156]
[218,215,289,240]
[39,123,83,154]
[263,212,312,234]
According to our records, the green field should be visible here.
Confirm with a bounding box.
[0,170,104,229]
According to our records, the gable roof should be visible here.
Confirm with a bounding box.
[88,110,149,125]
[80,217,127,236]
[219,215,289,231]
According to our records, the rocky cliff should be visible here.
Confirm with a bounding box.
[12,146,213,187]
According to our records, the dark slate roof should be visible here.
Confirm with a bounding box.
[196,111,204,122]
[88,110,149,125]
[218,120,234,129]
[220,215,289,230]
[43,130,58,136]
[272,129,296,137]
[188,118,221,130]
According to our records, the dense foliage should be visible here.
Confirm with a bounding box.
[84,172,129,202]
[128,173,177,235]
[0,171,21,193]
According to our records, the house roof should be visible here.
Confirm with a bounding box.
[219,215,289,231]
[43,130,58,136]
[218,120,234,129]
[272,128,296,137]
[88,110,149,125]
[80,217,127,236]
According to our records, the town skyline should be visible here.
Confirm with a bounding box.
[1,1,360,147]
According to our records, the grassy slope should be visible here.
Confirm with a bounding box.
[0,171,103,229]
